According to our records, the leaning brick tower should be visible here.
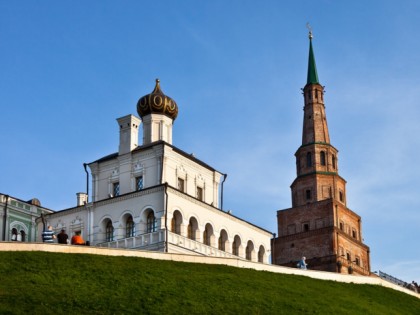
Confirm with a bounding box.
[271,30,371,275]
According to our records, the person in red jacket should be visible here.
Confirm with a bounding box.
[71,231,85,245]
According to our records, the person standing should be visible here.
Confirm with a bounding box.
[42,225,56,243]
[297,256,307,269]
[57,229,69,244]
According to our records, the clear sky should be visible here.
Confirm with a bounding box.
[1,1,419,283]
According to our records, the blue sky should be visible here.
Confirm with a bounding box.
[1,1,419,283]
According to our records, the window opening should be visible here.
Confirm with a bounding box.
[126,216,135,238]
[106,220,114,242]
[177,178,185,192]
[147,212,157,233]
[197,187,203,201]
[113,182,120,196]
[320,151,326,166]
[136,176,143,191]
[306,152,312,167]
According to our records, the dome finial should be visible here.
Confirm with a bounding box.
[306,22,313,40]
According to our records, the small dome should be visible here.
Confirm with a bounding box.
[137,79,178,120]
[28,198,41,206]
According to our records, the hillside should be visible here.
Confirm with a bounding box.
[0,251,418,314]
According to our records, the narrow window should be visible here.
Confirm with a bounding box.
[187,223,193,240]
[355,257,360,266]
[246,242,253,261]
[320,151,326,166]
[147,212,157,233]
[352,229,357,239]
[113,182,120,197]
[197,187,203,201]
[19,230,25,242]
[177,178,185,192]
[339,191,344,202]
[332,155,336,169]
[136,176,143,191]
[187,218,197,240]
[306,189,311,200]
[258,246,264,263]
[126,216,135,238]
[346,252,351,261]
[106,220,114,242]
[218,236,224,251]
[306,152,312,167]
[203,229,210,246]
[171,217,175,232]
[232,239,238,256]
[339,222,344,231]
[303,223,309,232]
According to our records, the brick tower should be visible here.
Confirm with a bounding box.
[271,30,371,275]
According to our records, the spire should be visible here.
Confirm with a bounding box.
[306,26,319,85]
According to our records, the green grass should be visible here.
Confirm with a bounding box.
[0,251,418,314]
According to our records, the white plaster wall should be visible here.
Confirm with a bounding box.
[36,207,89,243]
[166,187,272,262]
[163,146,223,208]
[90,144,162,202]
[91,187,165,244]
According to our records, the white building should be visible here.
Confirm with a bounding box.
[39,79,272,263]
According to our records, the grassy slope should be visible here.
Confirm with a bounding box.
[0,252,418,315]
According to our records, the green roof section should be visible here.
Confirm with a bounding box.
[307,36,319,85]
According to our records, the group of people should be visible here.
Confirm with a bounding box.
[42,226,86,245]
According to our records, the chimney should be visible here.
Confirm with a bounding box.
[76,192,88,206]
[117,114,141,155]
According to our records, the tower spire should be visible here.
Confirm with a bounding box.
[306,24,319,85]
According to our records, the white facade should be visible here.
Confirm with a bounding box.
[0,194,53,243]
[39,81,272,263]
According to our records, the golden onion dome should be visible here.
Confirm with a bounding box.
[137,79,178,120]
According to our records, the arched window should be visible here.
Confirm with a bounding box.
[105,220,114,242]
[306,152,312,167]
[232,235,241,256]
[147,212,157,233]
[126,216,135,238]
[218,229,228,251]
[20,230,26,242]
[203,230,209,246]
[187,217,198,240]
[320,151,326,166]
[187,224,192,239]
[203,223,213,246]
[171,217,176,232]
[258,245,265,263]
[332,155,336,169]
[172,211,182,235]
[245,240,254,261]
